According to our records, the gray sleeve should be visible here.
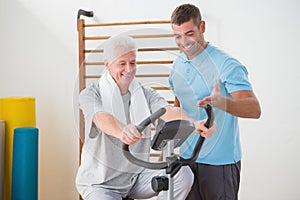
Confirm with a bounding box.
[143,87,169,113]
[79,82,104,138]
[142,87,169,128]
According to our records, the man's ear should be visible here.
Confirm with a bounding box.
[104,60,109,68]
[200,20,206,33]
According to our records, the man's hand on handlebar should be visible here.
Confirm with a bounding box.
[120,124,145,145]
[193,120,216,138]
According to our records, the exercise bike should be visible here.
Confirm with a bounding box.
[122,104,214,200]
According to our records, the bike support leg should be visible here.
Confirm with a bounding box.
[162,140,174,200]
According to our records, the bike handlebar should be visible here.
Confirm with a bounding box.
[122,108,168,169]
[181,104,214,164]
[136,107,166,132]
[122,105,214,169]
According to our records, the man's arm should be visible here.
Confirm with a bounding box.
[225,90,261,118]
[93,112,144,145]
[162,106,216,137]
[197,83,261,119]
[174,96,180,107]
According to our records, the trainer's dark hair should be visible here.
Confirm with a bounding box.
[171,4,202,27]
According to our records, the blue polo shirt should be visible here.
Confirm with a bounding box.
[169,43,252,165]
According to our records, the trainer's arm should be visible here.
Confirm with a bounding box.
[198,83,261,119]
[161,106,215,137]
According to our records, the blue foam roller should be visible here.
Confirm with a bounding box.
[12,127,38,200]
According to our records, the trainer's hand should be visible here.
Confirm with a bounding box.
[193,120,216,138]
[120,124,145,145]
[197,83,225,110]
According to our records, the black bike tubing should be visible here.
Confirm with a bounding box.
[122,145,168,169]
[181,104,214,165]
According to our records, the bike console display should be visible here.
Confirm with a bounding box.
[151,119,195,151]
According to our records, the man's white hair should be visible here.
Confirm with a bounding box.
[103,35,137,64]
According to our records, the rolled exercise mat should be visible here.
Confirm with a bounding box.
[0,97,36,200]
[0,120,5,200]
[12,127,38,200]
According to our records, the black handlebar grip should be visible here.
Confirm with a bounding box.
[136,107,166,132]
[204,104,214,128]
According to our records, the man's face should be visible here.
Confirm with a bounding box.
[172,19,205,59]
[107,50,136,90]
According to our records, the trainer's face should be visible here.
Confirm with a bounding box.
[106,50,136,94]
[172,19,206,60]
